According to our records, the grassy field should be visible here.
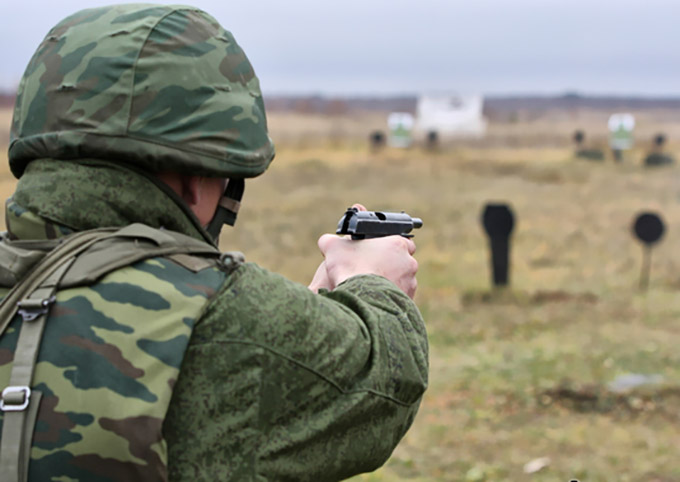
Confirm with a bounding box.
[3,107,680,480]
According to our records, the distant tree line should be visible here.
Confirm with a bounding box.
[0,92,15,108]
[263,93,680,119]
[2,88,680,116]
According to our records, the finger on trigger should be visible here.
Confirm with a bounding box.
[405,238,417,255]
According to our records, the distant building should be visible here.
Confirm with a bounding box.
[416,94,487,138]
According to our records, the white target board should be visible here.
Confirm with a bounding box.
[388,112,415,148]
[608,113,635,150]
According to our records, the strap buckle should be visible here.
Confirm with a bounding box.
[0,386,31,411]
[16,296,56,322]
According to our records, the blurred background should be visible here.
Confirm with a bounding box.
[2,1,680,480]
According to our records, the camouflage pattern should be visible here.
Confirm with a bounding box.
[9,3,275,180]
[5,198,74,241]
[1,179,428,481]
[166,269,428,481]
[10,158,210,243]
[2,4,428,480]
[0,212,227,481]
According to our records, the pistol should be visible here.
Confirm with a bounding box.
[336,207,423,240]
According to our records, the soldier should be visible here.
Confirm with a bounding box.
[0,4,428,482]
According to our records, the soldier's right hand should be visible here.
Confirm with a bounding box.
[316,233,418,299]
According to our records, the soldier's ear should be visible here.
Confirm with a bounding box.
[156,171,199,206]
[181,176,202,207]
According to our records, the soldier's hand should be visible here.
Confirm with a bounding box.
[308,261,332,293]
[309,203,366,294]
[315,232,418,299]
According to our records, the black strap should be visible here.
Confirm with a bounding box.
[206,179,244,241]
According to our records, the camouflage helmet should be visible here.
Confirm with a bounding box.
[8,3,275,180]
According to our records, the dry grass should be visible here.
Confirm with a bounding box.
[3,106,680,480]
[246,111,680,481]
[0,109,12,176]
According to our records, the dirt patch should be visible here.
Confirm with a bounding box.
[539,384,680,420]
[530,290,598,304]
[461,289,599,307]
[0,107,11,149]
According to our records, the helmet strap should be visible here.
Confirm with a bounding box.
[206,178,244,242]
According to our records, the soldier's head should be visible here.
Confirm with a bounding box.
[9,3,275,240]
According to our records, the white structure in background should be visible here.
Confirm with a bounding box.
[387,112,415,148]
[608,113,635,150]
[416,94,487,138]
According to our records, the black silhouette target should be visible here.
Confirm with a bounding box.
[426,130,439,150]
[481,203,515,287]
[654,133,666,147]
[633,213,664,245]
[369,130,385,151]
[632,212,665,291]
[573,130,585,146]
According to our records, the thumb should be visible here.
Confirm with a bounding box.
[317,234,340,256]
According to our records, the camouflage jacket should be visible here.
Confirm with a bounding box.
[2,4,428,479]
[0,161,429,482]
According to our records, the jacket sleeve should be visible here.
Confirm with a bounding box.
[164,262,429,482]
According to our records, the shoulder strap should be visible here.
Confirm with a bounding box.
[59,224,220,289]
[0,224,221,482]
[0,228,115,482]
[0,228,117,337]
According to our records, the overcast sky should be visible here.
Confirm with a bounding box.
[1,0,679,97]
